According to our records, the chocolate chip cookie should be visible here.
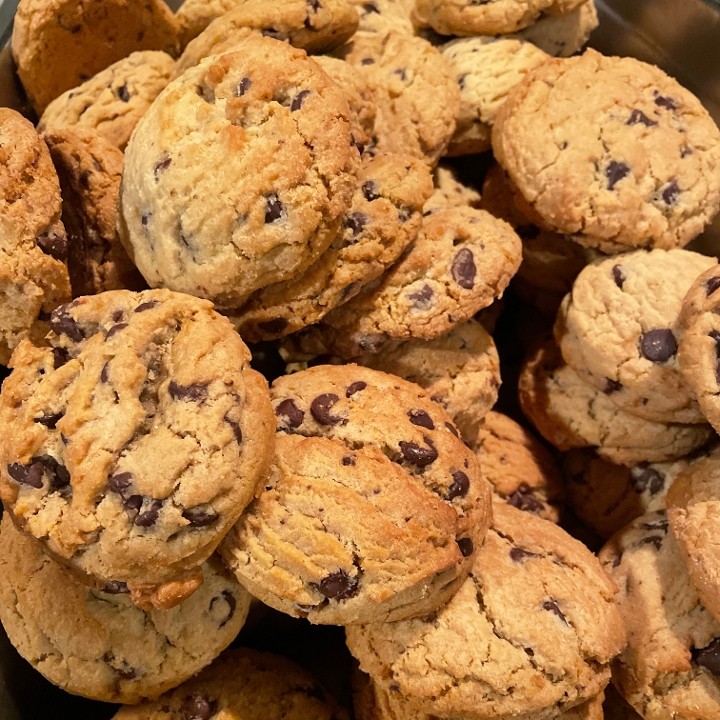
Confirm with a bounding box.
[423,164,482,217]
[0,290,275,608]
[351,0,416,37]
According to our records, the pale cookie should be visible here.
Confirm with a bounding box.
[120,37,359,309]
[493,50,720,252]
[0,515,250,704]
[340,31,460,165]
[347,502,625,720]
[44,128,146,296]
[518,341,713,466]
[0,290,274,608]
[319,207,521,358]
[221,364,491,625]
[175,0,360,76]
[473,411,564,523]
[351,0,416,36]
[39,51,175,151]
[227,153,433,342]
[11,0,179,114]
[556,248,715,424]
[440,36,550,156]
[0,109,71,366]
[423,164,482,217]
[600,510,720,720]
[113,648,349,720]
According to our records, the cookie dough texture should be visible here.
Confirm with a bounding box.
[221,364,491,625]
[44,129,146,296]
[11,0,179,114]
[600,510,720,719]
[347,502,624,720]
[0,109,71,366]
[0,515,250,704]
[0,290,274,608]
[556,249,715,424]
[120,37,359,309]
[492,50,720,252]
[113,648,349,719]
[39,51,175,151]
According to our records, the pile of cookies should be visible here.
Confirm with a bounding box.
[1,0,720,718]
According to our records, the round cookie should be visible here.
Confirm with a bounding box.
[518,341,713,466]
[347,502,625,720]
[120,36,359,309]
[11,0,179,114]
[340,31,460,166]
[473,411,564,523]
[423,164,482,216]
[492,50,720,252]
[440,36,550,157]
[44,128,146,296]
[556,248,716,424]
[599,510,720,719]
[227,153,433,342]
[0,290,275,609]
[113,648,349,720]
[221,364,491,625]
[0,109,71,367]
[38,51,175,152]
[0,515,250,704]
[351,0,416,37]
[319,207,522,358]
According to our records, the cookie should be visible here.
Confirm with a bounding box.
[120,37,359,309]
[423,164,482,216]
[599,510,720,719]
[112,648,349,720]
[473,411,564,523]
[38,51,175,151]
[0,290,275,609]
[440,36,550,156]
[519,341,713,466]
[514,0,598,57]
[678,260,720,329]
[11,0,179,114]
[227,152,433,342]
[347,502,625,719]
[44,128,146,296]
[318,206,522,358]
[340,31,460,165]
[175,0,360,76]
[0,109,71,366]
[221,364,491,625]
[0,515,250,704]
[492,50,720,253]
[556,248,716,424]
[351,0,416,36]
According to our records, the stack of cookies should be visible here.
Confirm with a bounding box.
[1,0,720,717]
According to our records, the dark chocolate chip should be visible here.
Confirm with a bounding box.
[507,485,544,514]
[291,89,312,111]
[116,84,130,102]
[457,73,467,90]
[681,146,693,158]
[135,300,159,313]
[693,638,720,676]
[661,179,680,205]
[639,329,677,363]
[408,409,434,430]
[407,284,434,310]
[318,569,359,600]
[275,398,304,429]
[399,437,438,467]
[311,393,343,425]
[362,0,379,11]
[52,347,70,369]
[612,264,625,288]
[154,155,172,177]
[169,381,209,402]
[603,378,623,394]
[182,506,219,527]
[135,499,163,527]
[457,537,474,557]
[627,109,657,127]
[393,67,407,81]
[705,276,720,296]
[264,193,284,223]
[141,214,150,227]
[342,455,356,466]
[362,181,380,202]
[510,547,541,562]
[258,318,289,335]
[106,323,128,338]
[451,248,477,290]
[638,535,664,550]
[7,461,45,489]
[640,517,669,532]
[630,466,664,495]
[345,212,369,237]
[605,161,630,190]
[346,381,367,397]
[50,307,84,342]
[36,230,68,261]
[542,598,567,624]
[209,590,237,627]
[123,494,143,517]
[102,580,129,594]
[235,77,252,97]
[181,693,218,720]
[360,57,375,65]
[34,412,63,429]
[654,92,678,110]
[446,470,470,500]
[445,421,459,437]
[100,362,110,384]
[36,455,70,491]
[112,310,123,322]
[224,414,243,443]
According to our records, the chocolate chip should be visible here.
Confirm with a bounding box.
[103,654,137,680]
[37,455,70,491]
[102,580,129,594]
[510,547,541,562]
[7,461,45,488]
[183,506,219,527]
[393,68,407,81]
[542,598,567,624]
[345,212,369,237]
[224,414,243,443]
[342,455,356,466]
[637,535,664,550]
[106,323,128,339]
[258,318,289,335]
[362,181,380,202]
[627,109,657,127]
[445,422,459,437]
[123,494,143,517]
[135,499,163,527]
[235,77,252,97]
[360,57,375,66]
[399,437,438,467]
[112,310,123,322]
[264,193,284,223]
[196,84,215,103]
[100,362,110,384]
[705,276,720,296]
[135,300,159,313]
[654,92,678,110]
[457,73,467,90]
[34,412,63,429]
[182,693,218,720]
[116,84,130,102]
[209,590,237,627]
[275,398,304,429]
[36,230,67,261]
[407,284,434,310]
[141,213,149,227]
[641,517,669,532]
[446,471,470,500]
[681,146,693,158]
[457,538,473,557]
[169,381,209,402]
[507,485,544,514]
[154,155,172,177]
[693,638,720,676]
[50,307,84,342]
[291,90,312,111]
[605,161,630,190]
[630,466,664,495]
[362,0,379,11]
[612,264,625,288]
[52,347,70,368]
[318,569,359,600]
[346,381,367,397]
[661,179,680,205]
[408,409,434,429]
[451,248,476,290]
[640,329,677,363]
[311,393,343,425]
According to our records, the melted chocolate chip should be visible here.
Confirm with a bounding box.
[457,538,474,557]
[50,307,84,342]
[224,414,243,443]
[102,580,129,594]
[408,409,434,430]
[693,638,720,676]
[116,84,130,102]
[258,318,289,335]
[451,248,476,289]
[612,264,625,288]
[605,161,630,190]
[209,590,237,627]
[407,284,434,310]
[661,179,680,205]
[135,499,163,527]
[399,437,438,467]
[318,569,359,600]
[705,276,720,296]
[36,230,68,261]
[183,506,219,527]
[510,547,541,562]
[445,422,459,437]
[7,461,44,488]
[542,598,567,624]
[446,471,470,500]
[346,381,367,397]
[507,485,544,513]
[637,535,664,550]
[640,329,677,363]
[630,466,664,495]
[154,155,172,177]
[123,494,143,517]
[52,347,70,369]
[311,393,343,425]
[362,181,380,202]
[265,193,284,223]
[275,398,304,429]
[345,212,369,237]
[100,362,110,384]
[182,693,218,720]
[38,455,70,491]
[627,109,657,127]
[342,455,356,466]
[169,381,209,402]
[604,378,623,394]
[135,300,159,313]
[291,89,312,111]
[106,323,128,339]
[235,77,252,96]
[654,92,678,110]
[34,412,63,429]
